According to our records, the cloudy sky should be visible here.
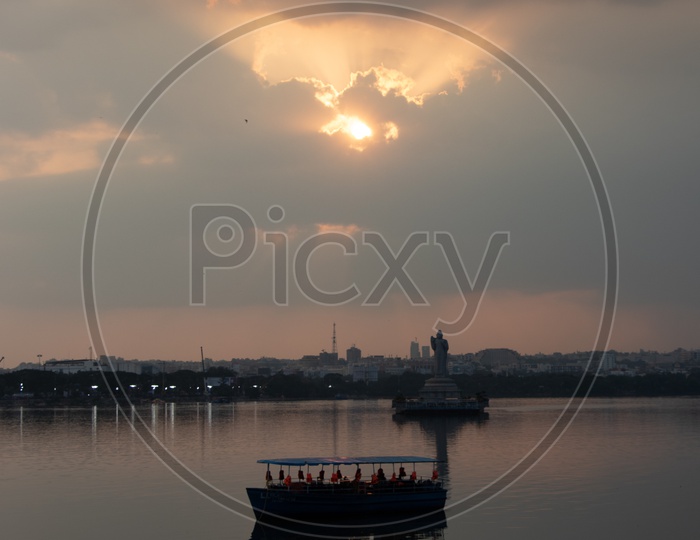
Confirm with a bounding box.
[0,0,698,367]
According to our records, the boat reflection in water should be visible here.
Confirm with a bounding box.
[249,510,447,540]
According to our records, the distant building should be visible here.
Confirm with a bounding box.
[410,360,434,375]
[346,345,362,364]
[548,363,584,374]
[352,365,379,382]
[111,361,142,374]
[421,346,431,359]
[410,340,420,359]
[299,355,321,371]
[476,348,520,369]
[601,351,617,372]
[319,366,347,377]
[44,359,100,374]
[607,368,637,377]
[450,362,476,375]
[205,377,235,388]
[14,362,43,371]
[319,351,339,364]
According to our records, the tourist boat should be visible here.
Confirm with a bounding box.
[246,456,447,519]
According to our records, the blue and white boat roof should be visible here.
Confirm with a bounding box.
[257,456,440,466]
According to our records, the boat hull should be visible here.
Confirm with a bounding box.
[251,510,448,539]
[247,482,447,518]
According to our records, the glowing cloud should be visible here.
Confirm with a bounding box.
[382,122,399,142]
[211,15,496,149]
[316,223,362,236]
[351,65,426,105]
[0,120,116,181]
[287,76,340,108]
[321,114,373,149]
[320,115,400,150]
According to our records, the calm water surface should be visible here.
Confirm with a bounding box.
[1,397,698,539]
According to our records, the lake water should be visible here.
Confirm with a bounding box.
[1,397,698,539]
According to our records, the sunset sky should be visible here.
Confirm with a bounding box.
[0,1,698,368]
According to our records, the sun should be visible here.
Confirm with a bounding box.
[321,114,372,140]
[320,114,377,150]
[348,118,372,140]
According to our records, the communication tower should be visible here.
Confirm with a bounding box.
[332,322,337,355]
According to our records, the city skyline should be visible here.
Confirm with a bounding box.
[6,338,696,370]
[1,1,699,369]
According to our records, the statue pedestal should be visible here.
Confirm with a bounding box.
[419,377,461,401]
[393,375,488,415]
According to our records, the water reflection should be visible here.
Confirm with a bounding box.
[392,413,489,491]
[91,404,97,448]
[3,399,699,539]
[250,510,447,540]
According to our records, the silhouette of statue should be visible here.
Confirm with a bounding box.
[430,330,449,377]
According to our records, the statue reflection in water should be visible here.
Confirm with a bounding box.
[393,413,488,494]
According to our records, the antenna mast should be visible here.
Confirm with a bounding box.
[332,323,337,355]
[200,346,208,397]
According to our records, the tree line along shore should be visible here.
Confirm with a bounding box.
[3,368,700,407]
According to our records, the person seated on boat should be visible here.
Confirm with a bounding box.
[284,475,292,487]
[371,473,378,484]
[410,470,417,481]
[354,468,362,482]
[278,469,285,483]
[377,467,386,481]
[399,466,406,479]
[297,469,305,482]
[432,469,439,481]
[336,467,342,479]
[318,469,325,482]
[330,472,338,483]
[390,472,398,482]
[306,472,313,483]
[265,470,273,484]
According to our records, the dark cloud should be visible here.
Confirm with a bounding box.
[0,0,698,363]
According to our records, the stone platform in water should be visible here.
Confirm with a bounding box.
[419,377,461,400]
[393,376,489,415]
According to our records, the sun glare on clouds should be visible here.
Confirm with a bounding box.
[349,118,372,140]
[321,114,374,150]
[209,15,493,150]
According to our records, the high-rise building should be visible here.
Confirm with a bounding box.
[410,340,420,359]
[422,345,431,359]
[319,351,339,364]
[601,351,617,372]
[346,345,361,364]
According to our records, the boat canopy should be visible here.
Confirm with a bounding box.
[257,456,440,467]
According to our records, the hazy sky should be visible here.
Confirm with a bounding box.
[1,0,698,368]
